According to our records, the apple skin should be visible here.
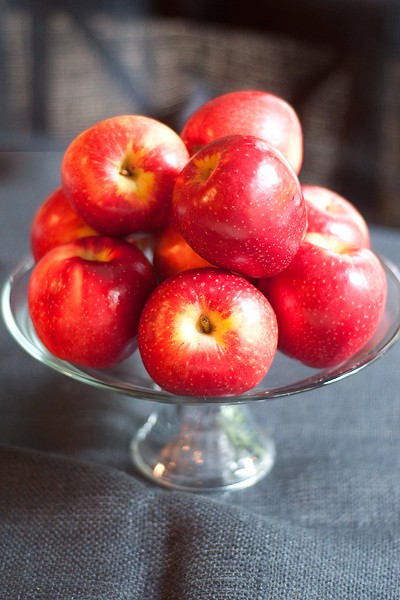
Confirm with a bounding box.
[257,233,387,368]
[138,267,278,397]
[28,236,156,369]
[153,222,213,281]
[303,185,370,248]
[61,115,190,237]
[180,89,303,174]
[30,186,100,262]
[172,134,307,279]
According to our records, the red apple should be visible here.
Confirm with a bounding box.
[180,89,303,174]
[28,236,156,369]
[258,233,387,368]
[172,135,307,279]
[30,187,100,262]
[303,185,370,248]
[153,222,213,281]
[138,268,278,396]
[61,115,190,236]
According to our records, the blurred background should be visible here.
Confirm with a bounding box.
[0,0,399,226]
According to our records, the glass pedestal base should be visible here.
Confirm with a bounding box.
[130,403,275,491]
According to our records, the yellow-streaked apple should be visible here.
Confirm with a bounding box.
[28,236,156,369]
[303,185,370,248]
[61,115,190,236]
[180,89,303,174]
[30,186,100,262]
[172,135,307,279]
[258,232,387,368]
[153,222,213,282]
[138,267,278,397]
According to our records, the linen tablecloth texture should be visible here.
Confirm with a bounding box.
[1,152,400,599]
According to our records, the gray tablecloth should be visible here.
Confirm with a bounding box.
[1,150,400,599]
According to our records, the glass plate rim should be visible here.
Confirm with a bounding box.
[2,255,400,405]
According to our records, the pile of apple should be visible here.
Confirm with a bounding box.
[28,90,387,397]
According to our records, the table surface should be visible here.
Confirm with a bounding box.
[1,150,400,599]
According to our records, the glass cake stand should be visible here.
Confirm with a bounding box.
[2,257,400,492]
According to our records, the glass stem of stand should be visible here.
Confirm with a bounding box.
[130,401,275,492]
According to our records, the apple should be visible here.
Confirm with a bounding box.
[153,222,213,281]
[61,115,190,237]
[28,236,156,369]
[303,185,370,248]
[30,186,100,262]
[172,134,307,279]
[258,232,387,368]
[180,89,303,174]
[138,267,278,396]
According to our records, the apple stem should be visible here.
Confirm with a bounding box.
[119,167,132,177]
[199,314,212,334]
